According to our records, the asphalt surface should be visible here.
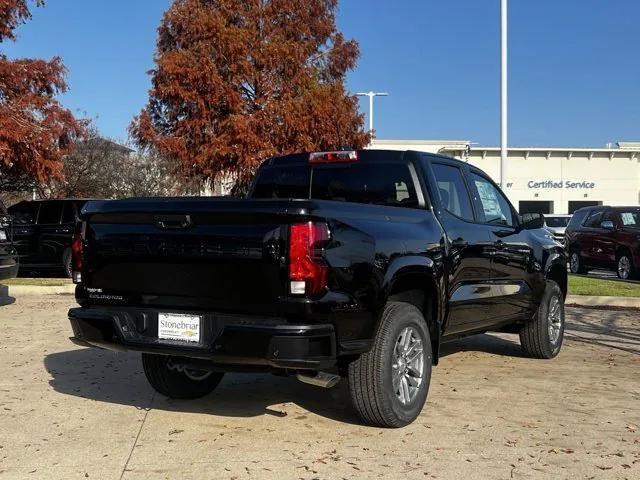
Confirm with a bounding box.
[0,295,638,479]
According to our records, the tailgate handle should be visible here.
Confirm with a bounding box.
[154,215,193,230]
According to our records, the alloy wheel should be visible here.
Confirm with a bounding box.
[618,256,631,280]
[547,295,562,345]
[392,326,425,405]
[570,253,580,273]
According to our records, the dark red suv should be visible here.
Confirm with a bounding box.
[565,206,640,280]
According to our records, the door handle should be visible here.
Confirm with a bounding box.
[451,238,468,248]
[155,214,193,230]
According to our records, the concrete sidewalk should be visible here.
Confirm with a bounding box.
[566,294,640,308]
[2,283,75,296]
[0,295,638,479]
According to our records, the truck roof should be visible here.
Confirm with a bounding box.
[263,149,460,167]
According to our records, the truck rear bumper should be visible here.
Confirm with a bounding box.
[68,307,336,371]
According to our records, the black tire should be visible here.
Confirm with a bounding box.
[569,250,586,274]
[519,280,564,359]
[62,248,73,279]
[348,302,432,428]
[616,250,636,280]
[142,353,224,399]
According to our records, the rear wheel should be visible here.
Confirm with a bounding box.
[616,251,636,280]
[348,302,432,428]
[142,354,224,399]
[519,280,564,359]
[569,250,586,274]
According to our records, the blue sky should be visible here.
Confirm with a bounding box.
[4,0,639,147]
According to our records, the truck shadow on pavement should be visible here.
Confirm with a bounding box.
[43,333,525,425]
[564,309,640,356]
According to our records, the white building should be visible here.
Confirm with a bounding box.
[369,139,640,214]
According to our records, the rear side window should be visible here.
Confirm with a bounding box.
[37,201,63,225]
[311,163,418,208]
[431,164,474,221]
[252,162,420,208]
[8,201,39,225]
[61,202,77,223]
[567,209,589,228]
[583,210,604,228]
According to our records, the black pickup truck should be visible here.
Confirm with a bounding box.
[0,200,19,281]
[68,150,567,427]
[9,199,91,277]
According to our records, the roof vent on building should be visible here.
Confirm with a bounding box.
[616,142,640,150]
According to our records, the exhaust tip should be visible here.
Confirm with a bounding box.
[296,371,341,389]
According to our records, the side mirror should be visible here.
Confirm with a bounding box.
[519,212,544,230]
[600,220,615,230]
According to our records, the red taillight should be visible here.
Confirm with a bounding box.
[289,222,330,296]
[71,223,84,284]
[308,151,358,164]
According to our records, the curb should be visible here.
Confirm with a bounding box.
[2,284,75,296]
[566,294,640,309]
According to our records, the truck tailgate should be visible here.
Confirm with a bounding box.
[81,198,310,312]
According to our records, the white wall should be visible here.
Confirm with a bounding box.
[465,151,640,214]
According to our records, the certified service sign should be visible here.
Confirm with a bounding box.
[527,180,596,189]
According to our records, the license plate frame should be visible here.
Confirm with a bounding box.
[158,313,201,343]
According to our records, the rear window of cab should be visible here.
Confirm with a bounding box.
[251,162,419,208]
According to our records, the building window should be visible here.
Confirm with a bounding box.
[568,201,602,215]
[519,201,553,215]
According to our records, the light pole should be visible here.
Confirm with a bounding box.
[356,91,388,135]
[500,0,508,188]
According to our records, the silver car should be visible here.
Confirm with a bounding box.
[543,214,572,244]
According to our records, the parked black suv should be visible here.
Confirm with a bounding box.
[9,199,91,277]
[67,150,567,427]
[0,200,19,281]
[565,206,640,280]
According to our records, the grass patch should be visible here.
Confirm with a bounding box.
[568,275,640,297]
[1,278,72,287]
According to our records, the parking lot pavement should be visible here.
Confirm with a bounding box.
[0,296,638,480]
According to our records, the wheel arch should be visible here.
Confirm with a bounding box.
[545,258,568,299]
[567,241,581,254]
[616,244,632,259]
[381,259,442,365]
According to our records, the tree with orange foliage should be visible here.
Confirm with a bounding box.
[131,0,370,190]
[0,0,85,191]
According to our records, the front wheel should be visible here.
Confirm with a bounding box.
[142,354,224,399]
[519,280,565,359]
[348,302,432,428]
